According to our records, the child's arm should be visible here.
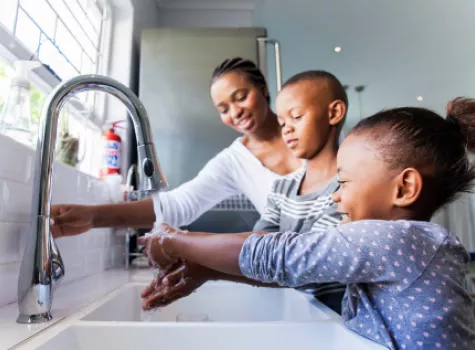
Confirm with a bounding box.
[141,221,439,289]
[240,221,439,288]
[153,231,257,276]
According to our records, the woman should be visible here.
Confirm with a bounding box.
[50,57,301,237]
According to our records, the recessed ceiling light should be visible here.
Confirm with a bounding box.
[334,46,342,53]
[417,96,423,102]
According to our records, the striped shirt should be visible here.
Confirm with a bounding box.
[253,168,346,311]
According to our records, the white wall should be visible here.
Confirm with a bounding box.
[158,9,252,28]
[104,0,160,172]
[0,134,124,308]
[102,0,160,120]
[132,0,161,46]
[107,1,252,96]
[106,0,160,89]
[130,0,161,93]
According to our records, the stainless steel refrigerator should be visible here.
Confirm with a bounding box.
[139,27,281,232]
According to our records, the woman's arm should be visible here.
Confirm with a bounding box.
[50,199,156,237]
[93,198,156,228]
[153,149,241,228]
[51,148,241,237]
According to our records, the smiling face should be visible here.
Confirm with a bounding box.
[210,71,270,134]
[332,133,401,224]
[275,79,345,159]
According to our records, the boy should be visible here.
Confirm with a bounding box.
[253,71,347,313]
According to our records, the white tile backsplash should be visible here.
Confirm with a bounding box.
[0,179,32,223]
[0,262,21,307]
[0,138,31,184]
[0,134,125,308]
[0,222,24,264]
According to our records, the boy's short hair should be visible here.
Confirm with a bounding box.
[282,70,348,116]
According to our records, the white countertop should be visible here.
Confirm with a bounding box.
[0,268,145,350]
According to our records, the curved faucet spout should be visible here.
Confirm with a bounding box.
[16,75,167,324]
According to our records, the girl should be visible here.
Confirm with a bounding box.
[49,58,301,237]
[140,98,475,349]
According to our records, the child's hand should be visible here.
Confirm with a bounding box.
[140,261,213,310]
[138,223,181,269]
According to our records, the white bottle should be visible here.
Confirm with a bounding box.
[0,60,41,147]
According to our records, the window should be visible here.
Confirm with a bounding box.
[0,56,103,177]
[0,0,112,178]
[1,0,106,80]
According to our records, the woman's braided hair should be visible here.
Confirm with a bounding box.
[211,57,270,104]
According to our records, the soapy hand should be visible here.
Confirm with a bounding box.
[138,223,182,269]
[140,260,212,310]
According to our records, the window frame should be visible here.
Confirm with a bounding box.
[0,0,113,177]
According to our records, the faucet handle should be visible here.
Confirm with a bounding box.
[50,237,65,286]
[137,143,168,192]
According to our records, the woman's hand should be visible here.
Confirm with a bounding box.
[50,205,95,238]
[140,260,214,310]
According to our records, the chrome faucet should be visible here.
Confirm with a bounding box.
[16,74,168,324]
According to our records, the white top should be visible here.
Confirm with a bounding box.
[152,137,297,228]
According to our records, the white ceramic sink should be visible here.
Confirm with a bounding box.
[13,276,385,350]
[33,323,385,350]
[80,281,335,323]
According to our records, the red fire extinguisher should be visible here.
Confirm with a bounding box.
[99,120,125,179]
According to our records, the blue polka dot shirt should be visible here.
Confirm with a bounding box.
[239,220,475,349]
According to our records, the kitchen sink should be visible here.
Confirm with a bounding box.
[32,322,385,350]
[80,281,335,323]
[14,278,385,350]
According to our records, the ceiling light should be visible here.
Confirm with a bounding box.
[417,96,423,102]
[334,46,342,53]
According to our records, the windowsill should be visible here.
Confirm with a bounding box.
[0,132,100,181]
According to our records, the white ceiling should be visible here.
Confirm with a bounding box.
[156,0,264,10]
[155,0,475,128]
